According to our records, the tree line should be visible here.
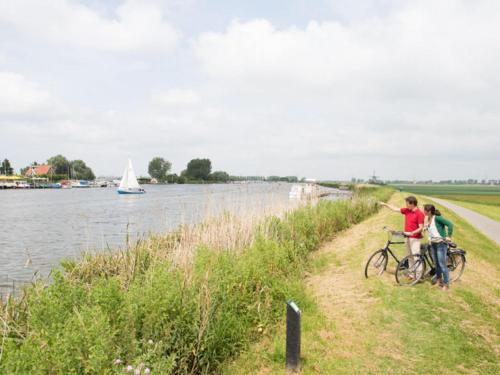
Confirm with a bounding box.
[0,155,95,181]
[148,157,301,184]
[1,155,301,184]
[45,155,95,180]
[148,157,230,183]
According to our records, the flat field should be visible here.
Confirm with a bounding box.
[390,184,500,221]
[389,184,500,199]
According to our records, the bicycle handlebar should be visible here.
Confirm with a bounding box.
[383,227,408,237]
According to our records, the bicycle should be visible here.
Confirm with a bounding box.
[395,241,467,286]
[364,227,407,278]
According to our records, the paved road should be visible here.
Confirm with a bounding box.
[430,197,500,245]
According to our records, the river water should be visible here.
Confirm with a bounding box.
[0,183,306,282]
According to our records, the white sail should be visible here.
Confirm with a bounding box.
[119,159,140,190]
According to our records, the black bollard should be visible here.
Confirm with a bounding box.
[285,300,301,372]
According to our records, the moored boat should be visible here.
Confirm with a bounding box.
[71,180,90,188]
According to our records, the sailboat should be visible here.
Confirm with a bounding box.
[117,159,145,194]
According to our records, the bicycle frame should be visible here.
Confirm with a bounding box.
[384,239,405,263]
[419,242,467,277]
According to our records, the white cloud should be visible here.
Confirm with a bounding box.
[1,0,499,180]
[0,0,179,52]
[151,89,201,107]
[190,0,500,178]
[0,72,53,114]
[194,2,499,95]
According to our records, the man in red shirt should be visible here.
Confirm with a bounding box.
[379,196,425,274]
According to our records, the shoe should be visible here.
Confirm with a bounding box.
[442,285,449,292]
[439,279,444,287]
[431,276,440,285]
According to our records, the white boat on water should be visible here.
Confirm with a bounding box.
[117,159,145,195]
[289,184,304,199]
[289,183,319,200]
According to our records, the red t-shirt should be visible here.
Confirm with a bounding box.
[400,208,425,238]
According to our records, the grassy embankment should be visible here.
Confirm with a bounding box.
[226,192,499,374]
[391,184,500,222]
[0,187,392,374]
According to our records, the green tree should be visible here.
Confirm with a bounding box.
[267,176,281,182]
[209,171,230,182]
[70,160,95,180]
[0,159,14,175]
[165,174,178,184]
[185,158,212,180]
[47,155,71,175]
[148,157,172,182]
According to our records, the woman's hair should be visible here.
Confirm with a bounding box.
[424,204,441,216]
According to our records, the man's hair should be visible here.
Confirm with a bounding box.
[405,196,418,206]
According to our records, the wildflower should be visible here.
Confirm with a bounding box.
[148,339,154,345]
[134,369,141,375]
[126,365,133,372]
[114,358,122,365]
[144,368,151,374]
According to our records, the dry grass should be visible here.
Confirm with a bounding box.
[62,196,311,285]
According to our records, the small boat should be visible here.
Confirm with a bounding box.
[289,183,318,200]
[71,180,90,188]
[117,159,145,194]
[60,180,72,189]
[289,184,304,199]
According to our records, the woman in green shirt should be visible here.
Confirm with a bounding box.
[424,204,454,291]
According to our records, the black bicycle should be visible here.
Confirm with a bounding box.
[395,241,467,286]
[364,227,407,278]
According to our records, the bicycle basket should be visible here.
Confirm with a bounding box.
[390,231,406,241]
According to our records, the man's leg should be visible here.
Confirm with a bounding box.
[406,239,414,268]
[409,238,422,276]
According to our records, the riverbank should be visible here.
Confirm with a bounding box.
[226,192,499,374]
[0,184,304,282]
[0,186,392,374]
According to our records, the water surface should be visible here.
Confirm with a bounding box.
[0,183,297,281]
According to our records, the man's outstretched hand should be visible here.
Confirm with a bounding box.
[378,202,400,213]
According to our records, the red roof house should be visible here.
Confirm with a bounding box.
[24,165,54,177]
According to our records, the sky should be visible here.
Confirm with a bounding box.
[0,0,499,181]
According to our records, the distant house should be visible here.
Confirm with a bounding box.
[24,165,54,177]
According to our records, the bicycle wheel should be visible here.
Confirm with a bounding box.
[365,249,388,278]
[396,254,426,286]
[447,252,466,282]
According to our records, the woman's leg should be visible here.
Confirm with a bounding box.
[436,243,449,285]
[431,243,442,280]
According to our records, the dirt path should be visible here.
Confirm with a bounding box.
[304,193,500,372]
[430,197,500,245]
